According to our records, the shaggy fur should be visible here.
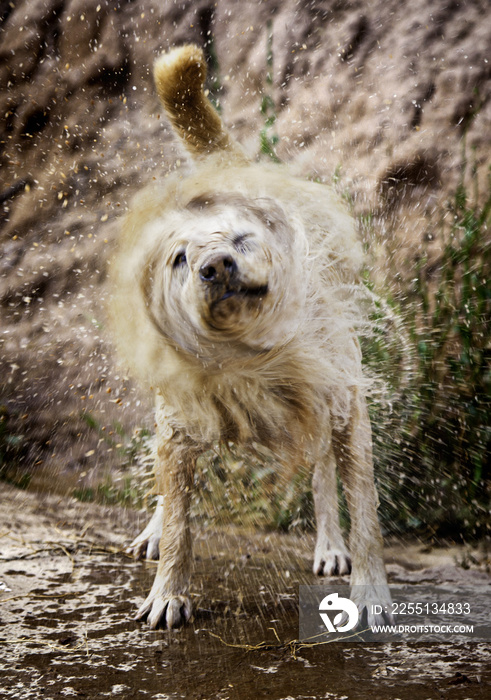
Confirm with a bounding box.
[110,44,392,629]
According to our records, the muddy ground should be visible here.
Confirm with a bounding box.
[0,482,490,700]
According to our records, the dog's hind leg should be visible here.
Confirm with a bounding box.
[127,495,163,561]
[135,424,200,629]
[312,446,352,577]
[333,388,393,625]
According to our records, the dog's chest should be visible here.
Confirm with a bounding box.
[160,367,329,457]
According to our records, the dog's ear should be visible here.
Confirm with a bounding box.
[154,45,247,162]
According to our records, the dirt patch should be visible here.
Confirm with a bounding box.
[0,483,490,699]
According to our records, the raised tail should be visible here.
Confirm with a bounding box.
[153,45,246,161]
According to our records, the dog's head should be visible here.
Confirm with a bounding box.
[139,184,307,357]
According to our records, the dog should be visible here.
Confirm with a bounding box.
[110,45,392,629]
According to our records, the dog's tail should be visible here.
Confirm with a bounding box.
[154,45,246,161]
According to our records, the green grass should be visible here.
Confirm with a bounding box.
[190,447,315,531]
[365,151,491,538]
[72,475,146,508]
[0,403,30,489]
[74,412,154,507]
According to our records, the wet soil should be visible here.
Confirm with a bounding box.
[0,482,490,700]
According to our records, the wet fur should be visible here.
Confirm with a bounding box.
[111,45,392,629]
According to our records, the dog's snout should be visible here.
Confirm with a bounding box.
[199,254,237,284]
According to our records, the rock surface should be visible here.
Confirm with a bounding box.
[0,0,490,481]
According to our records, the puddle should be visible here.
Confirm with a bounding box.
[0,483,489,699]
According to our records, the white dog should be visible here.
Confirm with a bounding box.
[111,45,392,629]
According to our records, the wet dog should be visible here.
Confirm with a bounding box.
[111,45,392,629]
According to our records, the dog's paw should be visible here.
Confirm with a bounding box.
[350,584,394,627]
[135,593,192,629]
[127,530,160,560]
[127,498,164,560]
[313,547,351,577]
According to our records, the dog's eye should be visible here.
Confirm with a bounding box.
[173,251,187,268]
[233,234,252,253]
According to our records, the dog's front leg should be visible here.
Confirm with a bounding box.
[334,389,392,626]
[135,428,199,629]
[312,449,351,577]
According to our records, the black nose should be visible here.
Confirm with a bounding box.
[199,254,237,284]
